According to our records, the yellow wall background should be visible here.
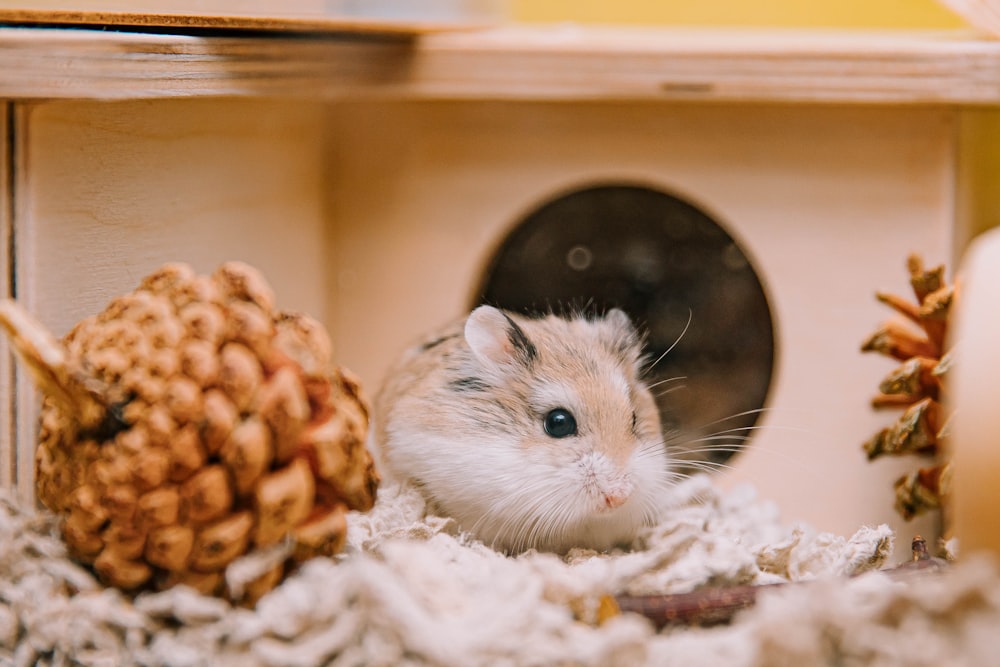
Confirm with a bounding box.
[511,0,965,29]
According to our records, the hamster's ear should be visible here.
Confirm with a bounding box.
[604,308,634,333]
[601,308,642,357]
[465,306,537,369]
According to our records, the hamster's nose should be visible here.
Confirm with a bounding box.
[602,478,634,509]
[603,492,628,509]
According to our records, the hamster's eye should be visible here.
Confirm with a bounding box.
[544,408,577,438]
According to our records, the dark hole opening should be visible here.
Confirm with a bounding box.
[473,183,776,472]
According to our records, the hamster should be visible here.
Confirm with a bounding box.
[372,305,672,554]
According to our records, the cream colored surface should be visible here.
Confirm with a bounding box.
[11,98,329,504]
[951,226,1000,558]
[327,100,949,552]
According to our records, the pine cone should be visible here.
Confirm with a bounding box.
[861,254,953,520]
[0,262,379,603]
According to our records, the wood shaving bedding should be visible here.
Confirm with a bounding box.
[1,476,995,667]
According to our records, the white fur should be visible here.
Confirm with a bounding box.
[373,308,674,554]
[382,423,669,553]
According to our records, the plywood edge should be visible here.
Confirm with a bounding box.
[0,7,488,36]
[3,25,1000,103]
[409,26,1000,104]
[0,103,12,494]
[0,28,417,100]
[10,103,35,506]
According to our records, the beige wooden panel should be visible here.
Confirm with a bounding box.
[0,104,12,494]
[0,30,416,101]
[14,97,329,503]
[4,27,1000,104]
[326,100,953,556]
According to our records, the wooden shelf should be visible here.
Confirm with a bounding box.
[0,5,488,37]
[2,25,1000,104]
[0,8,482,35]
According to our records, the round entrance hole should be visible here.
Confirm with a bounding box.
[474,184,776,472]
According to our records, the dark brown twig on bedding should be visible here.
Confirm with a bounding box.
[614,536,947,628]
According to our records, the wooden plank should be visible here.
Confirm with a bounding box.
[2,26,1000,104]
[411,26,1000,104]
[0,6,490,36]
[0,29,417,100]
[10,103,36,505]
[9,104,34,505]
[0,103,11,495]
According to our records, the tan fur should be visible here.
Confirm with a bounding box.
[371,306,672,554]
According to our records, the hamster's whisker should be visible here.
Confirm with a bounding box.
[674,459,738,474]
[685,407,775,431]
[679,407,829,450]
[661,436,750,455]
[519,501,562,553]
[674,447,744,463]
[661,469,697,489]
[654,384,688,398]
[517,495,554,546]
[671,444,749,458]
[637,446,673,464]
[641,485,673,524]
[665,434,778,456]
[636,451,671,465]
[542,488,585,549]
[669,452,743,468]
[643,308,693,374]
[479,479,569,553]
[662,468,688,482]
[484,500,535,551]
[662,422,816,457]
[468,491,520,548]
[670,434,751,447]
[701,423,814,437]
[668,435,821,475]
[645,375,687,390]
[679,408,819,438]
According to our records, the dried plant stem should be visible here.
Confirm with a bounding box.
[0,300,111,433]
[614,537,945,628]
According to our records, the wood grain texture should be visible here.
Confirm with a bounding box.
[0,29,417,100]
[0,7,478,35]
[409,26,1000,104]
[3,25,1000,103]
[0,103,11,495]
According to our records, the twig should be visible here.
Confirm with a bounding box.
[613,536,946,628]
